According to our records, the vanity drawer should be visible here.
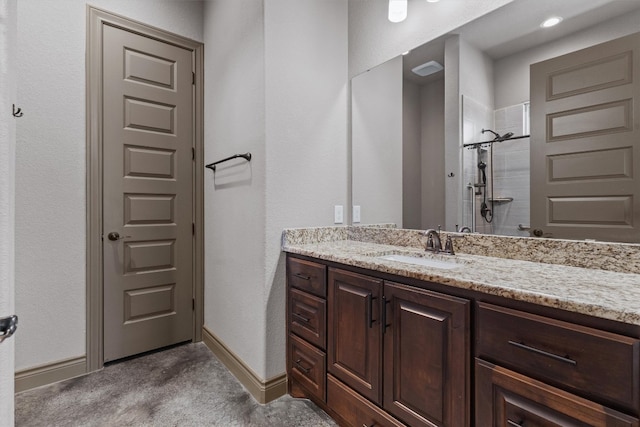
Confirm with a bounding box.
[288,333,326,402]
[476,302,640,413]
[288,287,326,350]
[327,375,406,427]
[287,257,326,298]
[476,359,639,427]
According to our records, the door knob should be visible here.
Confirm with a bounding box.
[107,232,130,241]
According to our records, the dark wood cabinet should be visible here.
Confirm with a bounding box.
[327,268,470,426]
[286,257,327,402]
[285,254,640,427]
[476,302,640,425]
[383,282,469,427]
[476,302,640,414]
[476,359,639,427]
[328,268,383,404]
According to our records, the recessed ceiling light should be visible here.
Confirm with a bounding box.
[541,16,563,28]
[426,0,440,3]
[402,51,411,56]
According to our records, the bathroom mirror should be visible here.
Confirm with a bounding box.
[351,0,640,243]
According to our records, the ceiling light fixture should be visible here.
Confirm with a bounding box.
[388,0,407,23]
[412,60,444,77]
[540,16,563,28]
[426,0,440,3]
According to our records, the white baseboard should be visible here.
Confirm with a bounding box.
[15,356,87,393]
[202,326,287,404]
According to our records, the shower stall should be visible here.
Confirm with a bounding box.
[462,97,530,236]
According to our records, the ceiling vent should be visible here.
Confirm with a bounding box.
[411,60,444,77]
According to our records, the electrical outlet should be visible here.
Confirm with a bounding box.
[334,205,343,224]
[353,205,361,223]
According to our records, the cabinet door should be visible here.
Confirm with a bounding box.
[476,359,639,427]
[328,268,383,405]
[383,282,470,427]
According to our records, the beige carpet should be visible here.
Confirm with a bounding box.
[15,342,336,426]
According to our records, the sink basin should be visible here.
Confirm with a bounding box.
[377,254,459,270]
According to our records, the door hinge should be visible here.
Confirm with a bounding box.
[192,298,195,310]
[192,71,195,85]
[192,147,195,160]
[192,222,195,235]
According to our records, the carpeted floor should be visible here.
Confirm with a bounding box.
[15,343,336,426]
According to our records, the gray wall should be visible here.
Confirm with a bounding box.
[204,0,348,380]
[0,0,17,421]
[403,80,422,229]
[263,0,348,378]
[203,0,268,378]
[402,78,446,230]
[420,79,445,229]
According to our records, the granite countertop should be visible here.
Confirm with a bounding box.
[283,238,640,326]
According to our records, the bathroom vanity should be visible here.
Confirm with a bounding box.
[283,227,640,427]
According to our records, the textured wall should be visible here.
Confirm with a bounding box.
[264,0,348,378]
[202,0,348,381]
[0,0,17,422]
[202,0,268,378]
[348,0,513,78]
[15,0,203,371]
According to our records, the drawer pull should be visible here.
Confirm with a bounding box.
[508,340,577,366]
[293,312,310,323]
[295,359,311,373]
[507,420,522,427]
[294,273,311,281]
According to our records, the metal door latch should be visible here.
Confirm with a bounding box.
[0,315,18,343]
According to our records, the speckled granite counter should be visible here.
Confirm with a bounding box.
[282,226,640,326]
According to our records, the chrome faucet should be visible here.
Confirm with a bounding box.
[458,226,471,233]
[424,227,443,253]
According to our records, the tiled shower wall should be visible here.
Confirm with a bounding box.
[462,100,530,236]
[492,103,529,236]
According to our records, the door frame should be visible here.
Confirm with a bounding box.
[86,6,204,372]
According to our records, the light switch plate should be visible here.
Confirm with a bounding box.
[334,205,343,224]
[353,205,361,223]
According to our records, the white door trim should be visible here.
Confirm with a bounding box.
[86,6,204,372]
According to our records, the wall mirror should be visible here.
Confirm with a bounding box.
[351,0,640,243]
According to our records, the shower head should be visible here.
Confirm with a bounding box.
[478,161,487,184]
[501,132,514,140]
